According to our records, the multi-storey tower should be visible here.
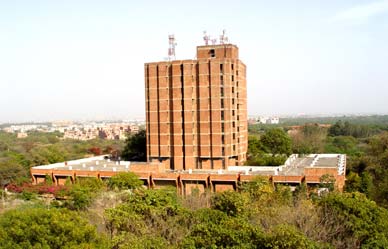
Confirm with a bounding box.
[145,42,247,170]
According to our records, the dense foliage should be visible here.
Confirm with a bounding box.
[249,119,388,208]
[121,129,146,161]
[2,116,388,248]
[0,207,105,248]
[0,131,124,186]
[108,172,143,190]
[246,128,291,166]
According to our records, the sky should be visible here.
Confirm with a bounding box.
[1,0,388,123]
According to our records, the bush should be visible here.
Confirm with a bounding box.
[0,207,105,248]
[108,172,143,190]
[211,191,249,217]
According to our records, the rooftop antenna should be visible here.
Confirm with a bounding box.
[168,34,177,61]
[203,31,210,45]
[211,38,217,45]
[219,29,228,44]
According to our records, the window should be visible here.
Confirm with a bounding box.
[233,133,235,139]
[221,123,225,132]
[232,110,235,116]
[222,135,225,143]
[231,64,234,70]
[232,87,234,94]
[210,49,215,57]
[221,111,224,120]
[232,122,235,128]
[220,64,223,72]
[220,87,224,97]
[231,75,234,82]
[221,99,224,108]
[232,98,235,105]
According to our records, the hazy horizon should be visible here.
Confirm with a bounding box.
[1,1,388,123]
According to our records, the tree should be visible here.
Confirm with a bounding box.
[64,178,105,210]
[328,120,376,138]
[108,172,143,190]
[121,130,146,161]
[0,161,26,187]
[238,176,274,202]
[360,172,372,197]
[105,187,186,247]
[344,172,361,193]
[265,224,321,249]
[247,135,264,156]
[211,190,249,217]
[290,124,327,154]
[325,136,360,156]
[88,147,102,156]
[260,128,292,156]
[182,209,265,249]
[328,120,344,136]
[318,192,388,248]
[0,207,105,248]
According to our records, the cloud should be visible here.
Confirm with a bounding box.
[331,0,388,23]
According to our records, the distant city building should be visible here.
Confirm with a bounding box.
[3,122,140,141]
[2,124,47,133]
[258,116,279,124]
[52,120,73,127]
[63,123,140,141]
[17,132,28,138]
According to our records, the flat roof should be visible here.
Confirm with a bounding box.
[31,154,345,177]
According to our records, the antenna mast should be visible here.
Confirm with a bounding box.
[168,34,177,61]
[219,29,228,44]
[203,31,210,45]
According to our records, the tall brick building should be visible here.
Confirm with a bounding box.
[144,44,247,170]
[30,39,347,193]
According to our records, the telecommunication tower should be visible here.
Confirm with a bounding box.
[168,34,177,61]
[219,30,229,44]
[203,31,210,45]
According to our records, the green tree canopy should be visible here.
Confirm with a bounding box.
[0,207,105,248]
[121,130,146,161]
[108,172,143,190]
[211,190,249,217]
[260,128,292,156]
[318,192,388,248]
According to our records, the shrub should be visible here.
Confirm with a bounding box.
[108,172,143,190]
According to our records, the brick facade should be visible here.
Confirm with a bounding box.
[145,44,247,170]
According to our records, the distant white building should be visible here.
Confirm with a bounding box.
[269,117,279,124]
[258,116,280,124]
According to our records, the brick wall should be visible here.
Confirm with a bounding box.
[145,44,247,170]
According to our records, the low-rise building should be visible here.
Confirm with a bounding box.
[30,153,346,194]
